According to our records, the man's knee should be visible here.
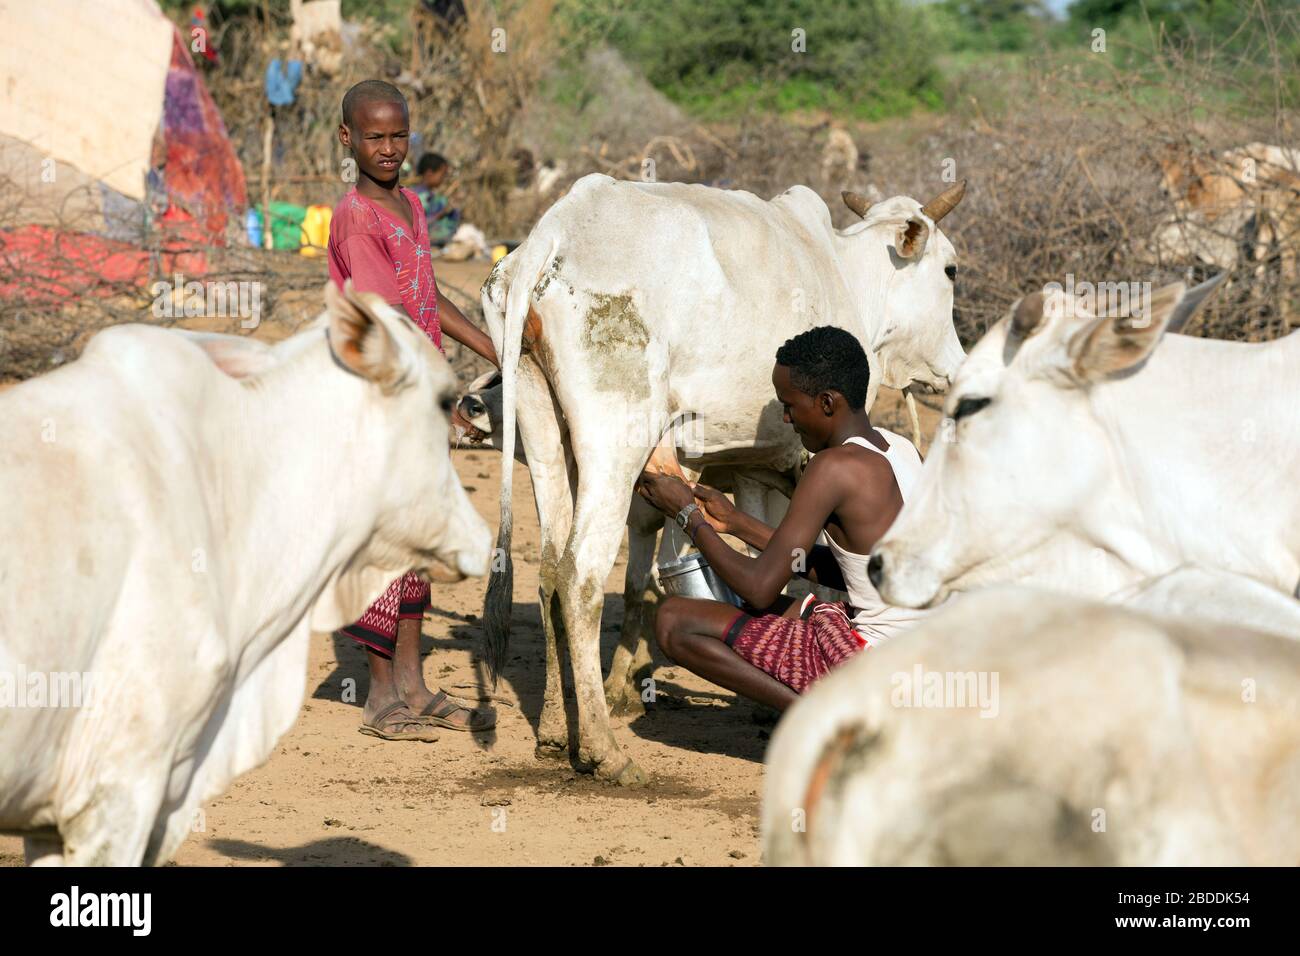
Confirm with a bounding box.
[654,596,686,661]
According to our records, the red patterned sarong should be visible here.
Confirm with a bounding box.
[724,600,866,694]
[340,572,430,657]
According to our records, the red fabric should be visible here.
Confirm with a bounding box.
[340,573,432,657]
[0,224,207,303]
[327,186,441,349]
[729,601,866,694]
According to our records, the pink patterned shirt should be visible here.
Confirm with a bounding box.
[327,185,442,350]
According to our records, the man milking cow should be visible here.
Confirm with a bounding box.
[637,327,928,710]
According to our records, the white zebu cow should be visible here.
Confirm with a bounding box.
[1148,142,1300,280]
[481,172,967,785]
[0,283,492,865]
[456,369,805,714]
[868,273,1300,609]
[762,584,1300,866]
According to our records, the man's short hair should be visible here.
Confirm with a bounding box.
[342,80,408,129]
[775,326,870,410]
[417,153,449,175]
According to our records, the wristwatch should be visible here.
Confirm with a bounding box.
[675,502,700,533]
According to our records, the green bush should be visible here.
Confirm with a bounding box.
[1064,0,1300,108]
[930,1,1054,54]
[559,0,945,120]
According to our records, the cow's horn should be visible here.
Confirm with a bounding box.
[1010,291,1045,338]
[842,191,874,218]
[920,179,967,224]
[1165,272,1227,334]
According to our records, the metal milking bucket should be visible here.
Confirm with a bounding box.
[656,551,743,607]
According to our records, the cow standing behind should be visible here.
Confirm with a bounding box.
[1146,142,1300,299]
[0,283,491,865]
[480,172,966,785]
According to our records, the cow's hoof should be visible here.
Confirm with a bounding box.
[535,739,569,760]
[602,681,624,712]
[597,757,648,789]
[606,681,647,717]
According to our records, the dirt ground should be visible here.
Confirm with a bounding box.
[0,257,940,867]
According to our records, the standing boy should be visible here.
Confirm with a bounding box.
[328,79,497,740]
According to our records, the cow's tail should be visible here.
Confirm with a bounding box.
[482,235,559,685]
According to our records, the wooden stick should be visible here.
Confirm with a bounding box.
[261,114,275,250]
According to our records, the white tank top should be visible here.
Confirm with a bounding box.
[823,429,928,645]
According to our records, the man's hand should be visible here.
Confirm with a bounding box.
[691,483,737,534]
[636,472,696,518]
[449,401,487,443]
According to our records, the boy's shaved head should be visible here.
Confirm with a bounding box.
[342,80,407,128]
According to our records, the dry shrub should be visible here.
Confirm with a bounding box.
[532,107,874,222]
[416,0,559,236]
[0,156,332,380]
[203,0,561,235]
[526,11,1298,351]
[869,6,1299,348]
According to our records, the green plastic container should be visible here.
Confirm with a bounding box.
[250,202,308,250]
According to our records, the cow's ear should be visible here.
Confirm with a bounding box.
[1065,281,1191,381]
[467,366,503,393]
[325,280,411,392]
[177,331,277,379]
[895,216,930,259]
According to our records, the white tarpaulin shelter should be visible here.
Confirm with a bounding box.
[0,0,174,202]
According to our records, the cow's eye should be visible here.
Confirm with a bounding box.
[945,264,958,281]
[439,395,456,414]
[952,396,990,421]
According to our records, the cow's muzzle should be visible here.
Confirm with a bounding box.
[867,552,885,589]
[869,546,943,609]
[427,559,469,584]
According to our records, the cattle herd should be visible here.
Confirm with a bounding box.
[2,151,1299,866]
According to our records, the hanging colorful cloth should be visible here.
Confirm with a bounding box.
[264,58,303,106]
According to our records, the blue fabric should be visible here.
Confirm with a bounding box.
[264,59,303,106]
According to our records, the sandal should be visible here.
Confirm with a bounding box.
[358,701,442,742]
[415,690,497,732]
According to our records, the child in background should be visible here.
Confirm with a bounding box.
[328,79,498,742]
[412,152,462,247]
